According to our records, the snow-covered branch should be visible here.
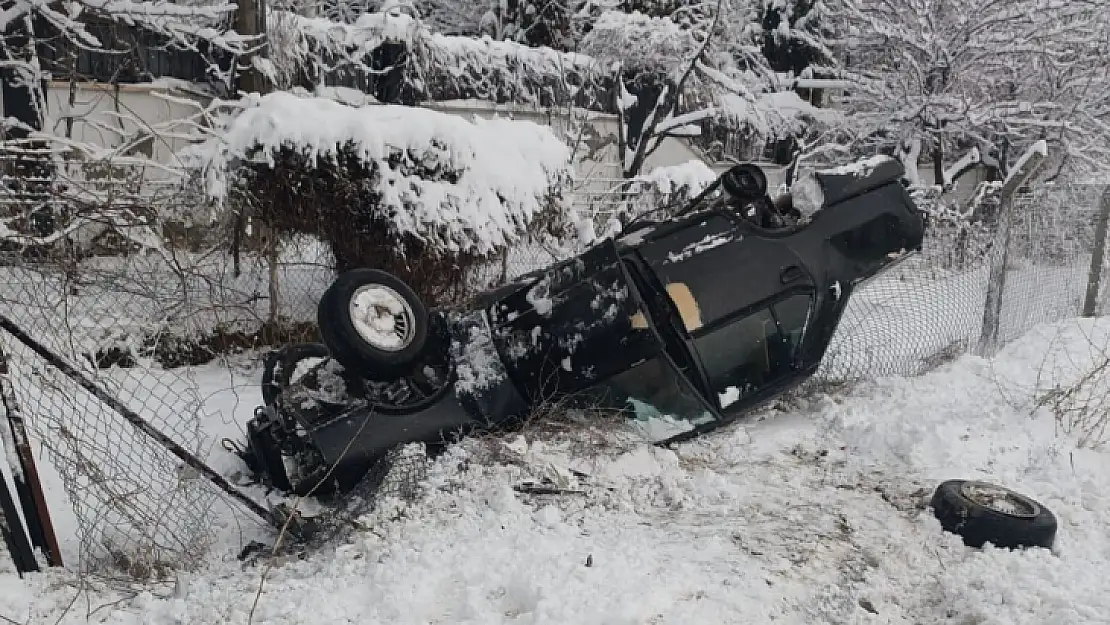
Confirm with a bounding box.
[832,0,1110,180]
[265,8,608,107]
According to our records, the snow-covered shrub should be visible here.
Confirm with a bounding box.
[627,160,718,215]
[184,91,575,304]
[582,160,718,239]
[265,8,609,108]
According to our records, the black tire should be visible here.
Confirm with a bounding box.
[930,479,1057,550]
[261,342,331,407]
[317,268,429,380]
[722,163,768,200]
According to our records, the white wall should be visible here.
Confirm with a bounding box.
[40,80,210,185]
[35,87,705,184]
[421,98,711,181]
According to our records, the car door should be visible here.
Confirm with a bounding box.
[634,210,815,331]
[633,210,817,410]
[687,290,815,411]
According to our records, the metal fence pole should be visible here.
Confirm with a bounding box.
[0,459,38,576]
[977,144,1048,356]
[0,347,63,567]
[1082,186,1110,317]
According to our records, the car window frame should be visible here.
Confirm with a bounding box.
[619,233,819,422]
[615,252,722,417]
[687,287,817,414]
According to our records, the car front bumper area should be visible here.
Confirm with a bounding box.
[242,311,530,496]
[312,392,476,468]
[244,388,480,495]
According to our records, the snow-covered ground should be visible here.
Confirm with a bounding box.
[4,316,1110,624]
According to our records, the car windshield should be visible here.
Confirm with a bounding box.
[692,291,814,410]
[582,353,718,441]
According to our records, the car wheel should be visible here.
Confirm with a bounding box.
[930,479,1057,550]
[260,342,331,407]
[317,268,429,381]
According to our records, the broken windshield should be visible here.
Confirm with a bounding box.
[584,352,718,441]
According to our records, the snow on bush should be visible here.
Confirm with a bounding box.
[628,160,718,212]
[579,11,700,74]
[265,8,607,106]
[183,91,575,305]
[186,90,574,258]
[625,160,718,218]
[578,9,842,170]
[634,160,719,196]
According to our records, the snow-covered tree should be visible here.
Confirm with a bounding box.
[830,0,1110,185]
[753,0,837,76]
[265,7,607,106]
[0,2,254,257]
[412,0,579,49]
[580,2,841,177]
[0,2,252,135]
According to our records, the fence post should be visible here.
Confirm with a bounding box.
[0,347,63,567]
[1082,186,1110,317]
[0,459,38,576]
[977,142,1048,356]
[236,0,270,94]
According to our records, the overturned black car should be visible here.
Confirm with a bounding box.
[238,156,925,496]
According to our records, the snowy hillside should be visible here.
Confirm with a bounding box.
[3,318,1110,624]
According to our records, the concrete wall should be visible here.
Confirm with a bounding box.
[40,80,210,185]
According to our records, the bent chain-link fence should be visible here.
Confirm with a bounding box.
[0,146,290,578]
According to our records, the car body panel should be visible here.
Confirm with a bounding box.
[485,241,668,404]
[633,211,817,332]
[242,157,926,496]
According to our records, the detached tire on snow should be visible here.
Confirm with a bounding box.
[317,269,429,381]
[930,479,1057,550]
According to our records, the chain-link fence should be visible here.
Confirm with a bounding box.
[0,144,288,578]
[816,182,1109,385]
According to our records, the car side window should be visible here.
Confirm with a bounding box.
[772,291,812,354]
[692,292,813,409]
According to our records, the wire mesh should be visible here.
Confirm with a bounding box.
[0,144,297,578]
[815,182,1108,385]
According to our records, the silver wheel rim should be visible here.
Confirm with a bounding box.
[348,284,416,352]
[960,481,1039,518]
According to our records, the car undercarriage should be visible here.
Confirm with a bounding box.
[237,156,926,499]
